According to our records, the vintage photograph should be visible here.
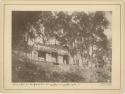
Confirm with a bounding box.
[12,11,112,83]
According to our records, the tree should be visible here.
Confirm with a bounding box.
[13,11,111,68]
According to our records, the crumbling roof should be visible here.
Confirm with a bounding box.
[34,43,69,55]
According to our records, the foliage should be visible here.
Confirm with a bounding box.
[12,11,112,82]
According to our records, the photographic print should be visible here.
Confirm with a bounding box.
[12,11,112,83]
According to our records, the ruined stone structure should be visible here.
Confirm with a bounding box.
[31,43,83,66]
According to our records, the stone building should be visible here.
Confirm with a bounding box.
[30,43,83,66]
[32,43,69,65]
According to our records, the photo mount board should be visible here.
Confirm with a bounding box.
[0,0,124,94]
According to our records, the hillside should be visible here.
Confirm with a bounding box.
[12,50,111,82]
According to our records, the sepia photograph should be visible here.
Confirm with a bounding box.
[12,11,112,83]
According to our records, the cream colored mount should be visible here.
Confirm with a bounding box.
[0,0,124,94]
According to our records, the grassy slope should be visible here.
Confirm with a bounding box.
[12,51,111,83]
